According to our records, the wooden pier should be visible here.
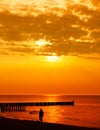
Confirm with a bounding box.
[0,101,74,112]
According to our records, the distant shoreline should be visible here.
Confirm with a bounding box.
[0,116,99,130]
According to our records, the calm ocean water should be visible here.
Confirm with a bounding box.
[0,95,100,128]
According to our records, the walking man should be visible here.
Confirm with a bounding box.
[39,108,44,122]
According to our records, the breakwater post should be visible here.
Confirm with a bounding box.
[0,101,74,113]
[0,103,26,112]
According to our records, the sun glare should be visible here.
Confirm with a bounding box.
[36,39,52,47]
[36,39,46,47]
[46,56,59,62]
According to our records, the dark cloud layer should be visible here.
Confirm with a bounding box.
[0,11,86,41]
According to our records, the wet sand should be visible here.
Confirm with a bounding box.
[0,116,99,130]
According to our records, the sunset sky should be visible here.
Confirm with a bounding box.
[0,0,100,95]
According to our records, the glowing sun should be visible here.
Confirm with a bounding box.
[46,56,59,62]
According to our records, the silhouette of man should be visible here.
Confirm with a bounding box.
[39,108,44,122]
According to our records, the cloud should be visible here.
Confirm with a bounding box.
[91,0,100,7]
[0,0,100,56]
[0,9,87,41]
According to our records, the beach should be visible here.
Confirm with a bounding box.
[0,116,99,130]
[0,95,100,128]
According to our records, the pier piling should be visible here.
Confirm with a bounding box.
[0,101,74,113]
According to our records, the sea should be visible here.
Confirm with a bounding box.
[0,95,100,128]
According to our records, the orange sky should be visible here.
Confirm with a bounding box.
[0,55,100,95]
[0,0,100,95]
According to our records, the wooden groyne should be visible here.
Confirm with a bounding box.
[0,101,74,112]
